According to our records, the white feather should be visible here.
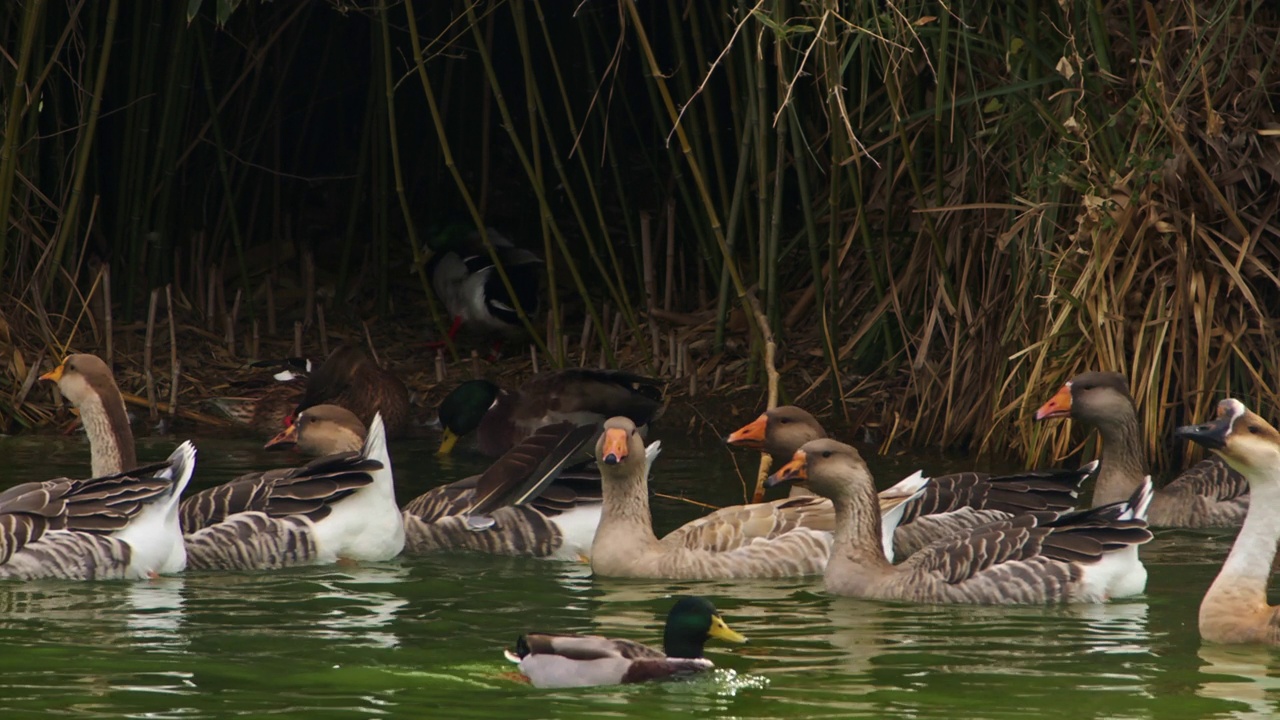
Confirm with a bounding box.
[311,413,406,562]
[115,441,195,578]
[879,472,930,563]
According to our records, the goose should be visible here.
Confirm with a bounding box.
[765,438,1153,604]
[40,354,136,477]
[590,417,832,580]
[435,368,665,456]
[504,596,746,689]
[1176,399,1280,644]
[178,411,403,570]
[1036,371,1247,527]
[263,405,616,560]
[425,224,542,343]
[0,442,194,580]
[726,405,1091,558]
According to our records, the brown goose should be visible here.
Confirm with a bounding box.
[1177,399,1280,645]
[0,443,194,580]
[726,405,1090,558]
[765,439,1154,604]
[294,345,411,439]
[40,354,136,477]
[178,411,403,570]
[590,417,831,580]
[435,369,665,456]
[1036,371,1247,527]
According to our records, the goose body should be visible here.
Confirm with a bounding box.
[0,443,194,581]
[726,406,1090,559]
[179,410,403,570]
[1036,371,1248,527]
[590,417,831,580]
[505,596,745,688]
[1177,399,1280,644]
[766,439,1153,605]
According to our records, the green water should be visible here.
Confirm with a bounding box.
[0,430,1276,719]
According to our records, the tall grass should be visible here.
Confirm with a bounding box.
[1,0,1277,471]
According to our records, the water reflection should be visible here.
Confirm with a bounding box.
[1197,645,1280,719]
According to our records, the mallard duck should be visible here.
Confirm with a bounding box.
[726,405,1091,559]
[204,358,310,432]
[293,345,411,439]
[590,417,831,580]
[504,596,746,688]
[765,439,1153,604]
[178,412,404,570]
[1176,399,1280,644]
[40,354,136,477]
[1036,371,1247,527]
[426,224,542,342]
[436,369,665,456]
[0,442,194,580]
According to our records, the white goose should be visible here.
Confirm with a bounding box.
[0,443,194,580]
[1176,399,1280,644]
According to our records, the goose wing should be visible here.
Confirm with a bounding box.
[1163,455,1248,503]
[899,463,1089,525]
[661,495,834,553]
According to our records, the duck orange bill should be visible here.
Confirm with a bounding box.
[39,363,66,383]
[725,414,768,449]
[1035,385,1073,420]
[264,423,299,450]
[764,450,807,487]
[600,427,630,465]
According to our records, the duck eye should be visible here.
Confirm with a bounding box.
[1248,425,1262,435]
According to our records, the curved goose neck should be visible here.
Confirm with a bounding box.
[1205,473,1280,610]
[830,483,893,570]
[596,458,661,548]
[1091,407,1147,508]
[79,389,136,477]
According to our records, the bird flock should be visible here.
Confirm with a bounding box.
[11,351,1280,689]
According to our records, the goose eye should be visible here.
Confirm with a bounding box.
[1248,425,1262,435]
[779,418,790,425]
[821,450,833,458]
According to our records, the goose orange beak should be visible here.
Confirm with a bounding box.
[765,450,807,487]
[725,413,768,449]
[40,362,66,383]
[600,427,630,465]
[264,423,299,450]
[1035,384,1073,421]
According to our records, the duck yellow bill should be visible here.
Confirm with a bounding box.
[725,414,767,449]
[709,615,747,644]
[1035,385,1072,421]
[436,428,459,455]
[765,450,808,487]
[39,362,66,383]
[264,423,298,450]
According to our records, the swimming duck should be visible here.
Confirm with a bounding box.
[436,369,665,456]
[726,405,1091,558]
[590,417,832,580]
[40,354,136,477]
[292,345,411,439]
[204,358,310,432]
[0,442,194,580]
[504,596,746,688]
[765,439,1153,604]
[1036,371,1247,527]
[1176,399,1280,644]
[426,224,542,342]
[178,412,404,570]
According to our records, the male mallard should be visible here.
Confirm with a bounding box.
[1036,371,1248,526]
[426,224,542,342]
[0,442,195,580]
[504,596,746,688]
[436,369,665,456]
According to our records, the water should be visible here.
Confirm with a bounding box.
[0,429,1276,719]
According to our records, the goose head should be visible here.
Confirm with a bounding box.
[1176,399,1280,479]
[265,404,367,456]
[725,405,827,459]
[435,379,500,454]
[764,438,873,501]
[596,416,644,470]
[40,354,119,408]
[1035,371,1136,430]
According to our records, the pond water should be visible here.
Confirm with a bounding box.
[0,426,1274,719]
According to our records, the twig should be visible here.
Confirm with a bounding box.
[316,302,329,357]
[435,349,445,383]
[293,320,303,357]
[166,284,178,418]
[144,288,159,420]
[664,199,675,312]
[362,320,381,366]
[101,265,112,365]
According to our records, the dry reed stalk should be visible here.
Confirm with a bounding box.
[101,265,113,365]
[302,246,315,328]
[293,321,302,357]
[251,319,260,359]
[205,266,217,331]
[265,275,277,336]
[144,288,159,420]
[362,321,381,366]
[664,199,675,312]
[530,345,539,375]
[435,350,445,383]
[316,303,329,358]
[225,288,241,356]
[470,350,480,378]
[166,285,178,418]
[578,313,592,367]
